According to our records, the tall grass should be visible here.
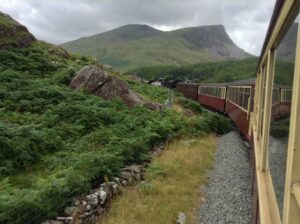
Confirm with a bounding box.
[103,135,216,224]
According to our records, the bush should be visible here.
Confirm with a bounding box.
[176,97,203,113]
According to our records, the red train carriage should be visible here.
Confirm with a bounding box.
[176,83,199,101]
[198,83,227,113]
[225,79,255,139]
[175,79,291,141]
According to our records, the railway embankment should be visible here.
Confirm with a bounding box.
[198,131,251,224]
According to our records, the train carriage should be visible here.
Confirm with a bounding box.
[198,83,227,113]
[175,83,199,101]
[225,79,255,139]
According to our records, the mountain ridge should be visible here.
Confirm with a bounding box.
[61,24,252,71]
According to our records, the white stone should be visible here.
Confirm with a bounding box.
[176,212,186,224]
[82,200,87,206]
[99,189,107,204]
[86,204,91,211]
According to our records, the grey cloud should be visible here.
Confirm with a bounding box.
[0,0,276,55]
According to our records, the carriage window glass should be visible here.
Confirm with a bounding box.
[269,14,299,219]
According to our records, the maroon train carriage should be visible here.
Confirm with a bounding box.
[175,79,292,141]
[225,79,256,140]
[175,83,199,101]
[198,83,227,113]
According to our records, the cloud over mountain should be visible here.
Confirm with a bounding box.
[0,0,275,55]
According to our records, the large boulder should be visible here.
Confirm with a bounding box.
[70,66,159,109]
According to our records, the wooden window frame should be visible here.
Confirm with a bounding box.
[251,1,300,223]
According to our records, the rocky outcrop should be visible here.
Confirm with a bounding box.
[40,144,164,224]
[41,167,141,224]
[0,12,36,50]
[70,66,159,109]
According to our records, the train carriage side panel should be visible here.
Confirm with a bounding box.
[176,83,199,101]
[198,84,227,113]
[225,79,256,139]
[226,100,250,139]
[198,95,226,113]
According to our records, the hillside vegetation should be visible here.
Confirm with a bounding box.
[62,24,251,71]
[127,58,258,83]
[0,12,231,223]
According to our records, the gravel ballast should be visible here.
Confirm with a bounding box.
[198,131,251,224]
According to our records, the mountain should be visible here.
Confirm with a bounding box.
[62,24,252,71]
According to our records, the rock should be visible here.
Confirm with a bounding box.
[120,171,133,183]
[86,194,99,206]
[70,66,159,110]
[113,177,120,184]
[132,173,142,182]
[74,200,80,206]
[41,220,64,224]
[121,167,132,173]
[64,206,77,216]
[121,180,128,186]
[176,212,186,224]
[83,211,92,217]
[129,165,142,173]
[56,217,73,223]
[82,200,87,206]
[0,12,35,50]
[85,204,91,211]
[112,182,119,194]
[99,189,107,204]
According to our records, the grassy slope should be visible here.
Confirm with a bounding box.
[0,13,17,25]
[63,31,214,72]
[0,38,231,224]
[103,136,215,224]
[127,58,258,83]
[61,25,250,72]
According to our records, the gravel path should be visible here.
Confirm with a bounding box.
[198,131,251,224]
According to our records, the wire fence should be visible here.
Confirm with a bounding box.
[160,90,174,112]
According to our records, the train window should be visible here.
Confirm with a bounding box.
[269,15,298,219]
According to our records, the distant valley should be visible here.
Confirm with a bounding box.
[62,24,252,71]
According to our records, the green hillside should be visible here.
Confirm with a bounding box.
[0,12,231,223]
[61,24,252,72]
[127,58,258,83]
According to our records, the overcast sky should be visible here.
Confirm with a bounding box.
[0,0,276,55]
